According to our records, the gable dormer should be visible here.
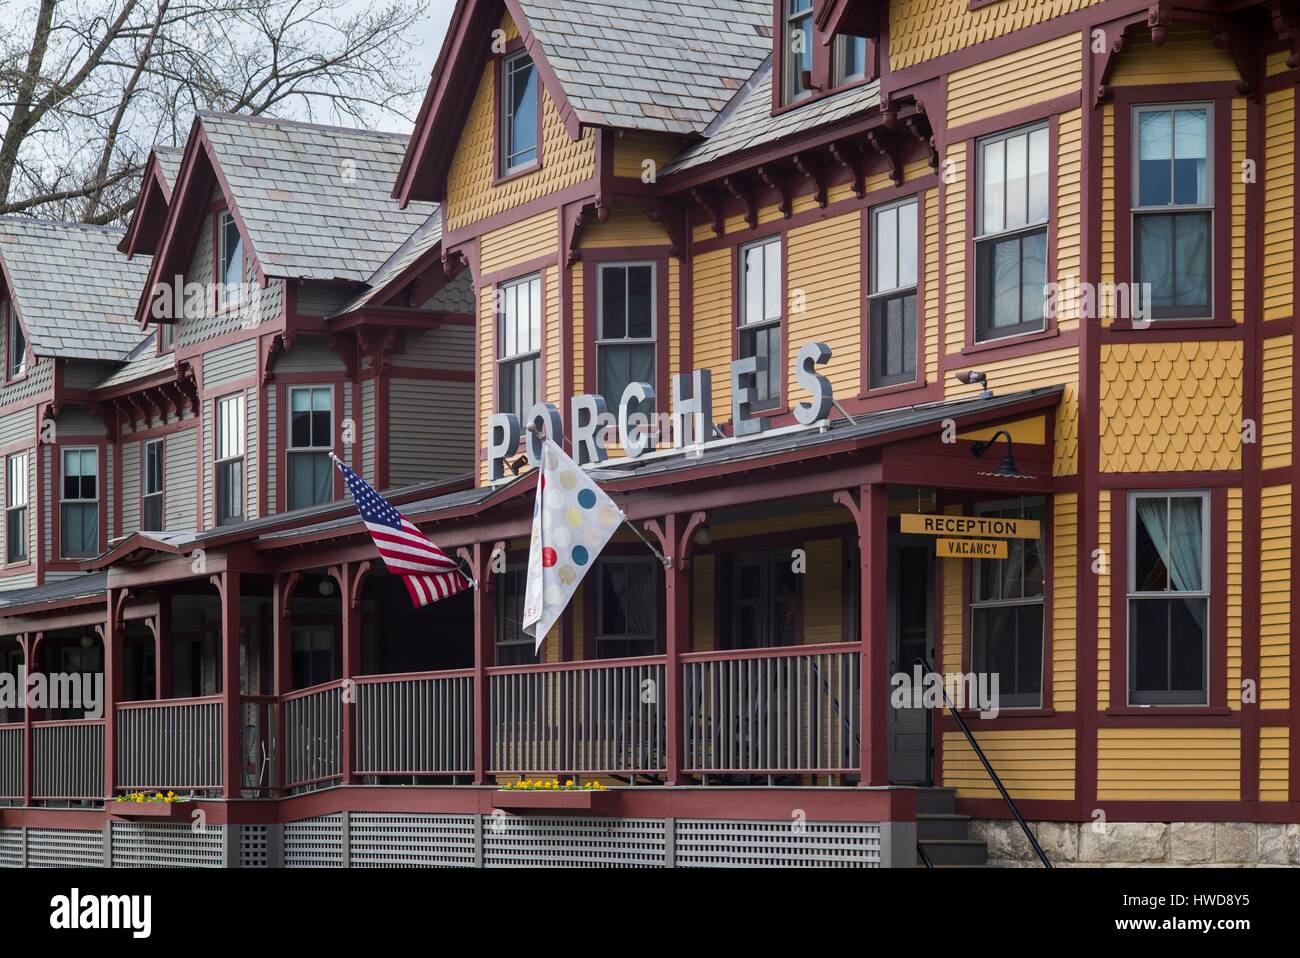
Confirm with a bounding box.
[776,0,877,111]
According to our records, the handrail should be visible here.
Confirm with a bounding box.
[680,641,858,663]
[916,841,934,869]
[918,657,1051,868]
[486,654,667,676]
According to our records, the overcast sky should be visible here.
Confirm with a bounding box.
[360,0,458,131]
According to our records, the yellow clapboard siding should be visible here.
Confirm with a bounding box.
[669,258,681,386]
[577,208,672,249]
[1265,87,1295,321]
[1053,492,1078,711]
[1098,341,1244,473]
[692,247,733,425]
[1097,728,1240,801]
[545,265,560,405]
[943,143,966,354]
[941,505,964,676]
[1260,727,1289,802]
[1055,109,1082,331]
[1262,336,1293,470]
[612,133,681,180]
[924,187,940,383]
[889,0,1101,71]
[942,729,1076,801]
[1110,24,1242,85]
[1260,485,1291,709]
[446,12,595,232]
[571,262,584,395]
[787,211,862,404]
[1097,490,1111,704]
[803,539,842,644]
[1232,98,1246,323]
[477,284,495,484]
[947,32,1081,127]
[479,209,558,275]
[1099,105,1115,321]
[1227,488,1242,710]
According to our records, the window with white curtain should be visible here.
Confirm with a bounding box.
[1128,491,1210,705]
[1133,104,1212,319]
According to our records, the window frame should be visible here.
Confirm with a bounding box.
[499,48,541,179]
[594,555,661,659]
[867,196,921,390]
[832,33,869,87]
[968,497,1048,711]
[4,301,26,381]
[1125,490,1211,707]
[596,261,658,416]
[495,565,536,666]
[5,451,27,564]
[496,272,543,425]
[58,445,100,559]
[215,392,246,526]
[156,321,176,355]
[141,438,165,532]
[217,210,244,310]
[286,384,336,512]
[1129,101,1215,323]
[736,235,785,414]
[781,0,815,106]
[972,120,1052,345]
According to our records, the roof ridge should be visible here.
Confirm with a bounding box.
[196,110,411,142]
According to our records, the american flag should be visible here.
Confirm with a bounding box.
[335,457,471,607]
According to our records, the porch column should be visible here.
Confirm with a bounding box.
[220,571,242,799]
[19,633,31,807]
[103,591,124,798]
[272,573,291,794]
[340,562,363,785]
[652,512,706,787]
[469,542,499,785]
[154,586,171,699]
[840,483,888,786]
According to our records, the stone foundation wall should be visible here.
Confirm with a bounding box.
[971,820,1300,867]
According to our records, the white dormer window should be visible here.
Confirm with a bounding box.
[501,50,539,175]
[782,0,815,105]
[219,211,243,307]
[5,302,25,379]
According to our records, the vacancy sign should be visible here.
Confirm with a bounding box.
[936,538,1008,559]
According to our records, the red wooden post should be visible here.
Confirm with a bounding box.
[103,591,124,798]
[470,542,497,785]
[220,571,242,799]
[663,513,686,786]
[858,484,889,786]
[155,586,171,699]
[19,633,32,806]
[340,563,362,785]
[272,573,291,794]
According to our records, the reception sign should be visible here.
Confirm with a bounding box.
[900,513,1041,540]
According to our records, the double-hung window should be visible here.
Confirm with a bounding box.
[595,557,659,659]
[5,452,26,563]
[975,123,1050,341]
[970,499,1046,709]
[497,274,542,424]
[1133,104,1212,319]
[501,51,539,174]
[288,386,334,510]
[60,448,99,558]
[597,263,655,421]
[834,34,868,86]
[1128,492,1209,705]
[5,303,25,379]
[782,0,814,104]
[215,393,245,525]
[142,439,164,531]
[738,237,783,412]
[868,197,919,388]
[219,212,243,308]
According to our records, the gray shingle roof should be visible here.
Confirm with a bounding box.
[520,0,773,134]
[199,113,437,282]
[0,571,108,610]
[152,145,184,190]
[332,208,444,317]
[664,60,881,175]
[94,329,175,391]
[0,218,153,361]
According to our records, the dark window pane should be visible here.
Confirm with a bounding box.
[291,410,311,448]
[1172,212,1210,309]
[601,267,626,339]
[1015,604,1044,697]
[1131,598,1170,693]
[1169,597,1206,692]
[627,266,653,338]
[1137,214,1174,307]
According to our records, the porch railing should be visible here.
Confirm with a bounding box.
[355,670,473,777]
[116,696,223,792]
[32,719,104,800]
[681,643,860,774]
[489,658,666,775]
[0,723,21,799]
[282,682,343,789]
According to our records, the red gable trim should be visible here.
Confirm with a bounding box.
[393,0,582,207]
[814,0,883,42]
[118,149,175,258]
[132,118,269,329]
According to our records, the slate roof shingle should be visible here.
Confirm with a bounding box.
[152,145,184,191]
[0,218,153,362]
[93,329,175,391]
[332,208,444,317]
[199,112,437,283]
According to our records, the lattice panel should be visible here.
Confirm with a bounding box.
[675,820,881,868]
[240,825,270,868]
[0,827,22,868]
[111,822,225,868]
[283,814,345,868]
[484,816,666,867]
[350,814,477,868]
[26,828,104,868]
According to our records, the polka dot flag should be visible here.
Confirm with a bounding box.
[522,437,625,651]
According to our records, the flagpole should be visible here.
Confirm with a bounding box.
[328,451,479,590]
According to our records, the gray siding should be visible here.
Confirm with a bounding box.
[41,444,51,562]
[55,405,107,437]
[121,439,141,535]
[246,386,259,520]
[361,378,375,483]
[202,339,258,389]
[419,272,475,313]
[176,206,285,348]
[202,398,214,528]
[62,360,118,390]
[265,385,277,512]
[273,336,345,374]
[387,379,473,485]
[166,428,197,533]
[296,281,355,317]
[0,407,35,447]
[401,325,473,371]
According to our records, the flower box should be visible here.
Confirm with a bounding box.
[109,801,193,820]
[492,789,619,816]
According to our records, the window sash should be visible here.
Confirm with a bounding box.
[871,197,919,295]
[217,394,245,460]
[1132,104,1212,211]
[288,450,334,511]
[220,212,243,305]
[6,453,26,508]
[1133,210,1212,319]
[597,263,656,342]
[868,292,917,388]
[975,226,1048,341]
[740,239,782,327]
[738,323,782,412]
[498,275,542,360]
[289,386,333,450]
[6,307,24,378]
[977,123,1049,239]
[783,0,814,103]
[60,502,98,558]
[834,34,868,85]
[6,506,26,563]
[61,448,98,502]
[144,440,164,496]
[502,52,539,173]
[216,460,244,525]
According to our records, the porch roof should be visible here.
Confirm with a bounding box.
[0,572,108,612]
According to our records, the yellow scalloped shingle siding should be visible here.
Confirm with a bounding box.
[1262,336,1292,470]
[888,0,1101,71]
[947,32,1081,128]
[1097,728,1240,801]
[445,13,595,233]
[943,729,1075,800]
[1260,485,1291,710]
[1099,341,1243,473]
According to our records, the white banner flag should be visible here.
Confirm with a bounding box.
[523,437,625,650]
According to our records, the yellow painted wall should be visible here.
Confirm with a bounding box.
[477,284,494,484]
[943,729,1075,801]
[545,265,560,405]
[613,133,681,181]
[1232,98,1246,323]
[786,210,861,404]
[1098,341,1243,473]
[803,538,843,645]
[923,188,940,383]
[940,505,963,675]
[1097,490,1111,705]
[1265,87,1295,322]
[943,142,966,355]
[1053,492,1077,711]
[1260,485,1291,710]
[479,208,558,275]
[1227,488,1242,711]
[1109,25,1241,85]
[1099,105,1115,317]
[571,261,585,394]
[692,247,732,425]
[1097,728,1240,801]
[1260,727,1289,802]
[946,32,1081,127]
[888,0,1100,71]
[445,12,596,233]
[1056,109,1082,332]
[576,208,672,249]
[1262,336,1293,471]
